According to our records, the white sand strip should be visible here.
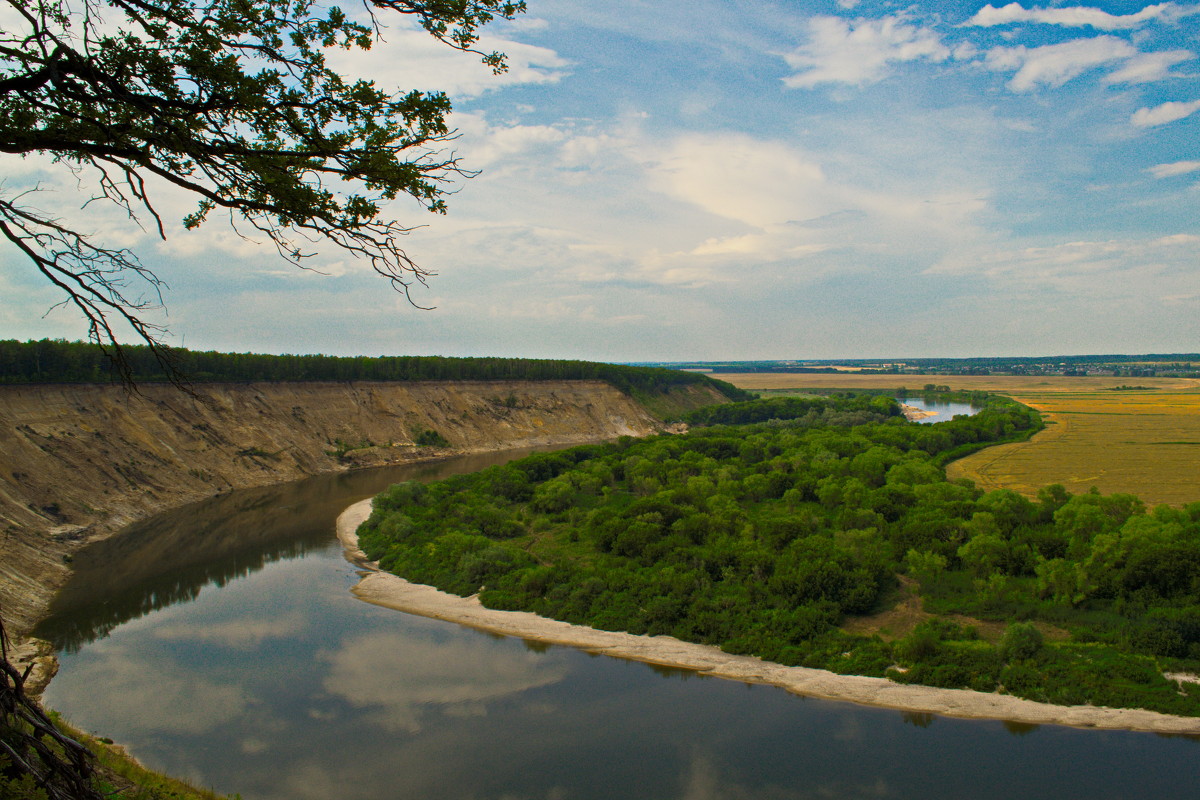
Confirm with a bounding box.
[899,403,939,421]
[337,499,1200,734]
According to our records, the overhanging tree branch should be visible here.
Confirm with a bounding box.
[0,192,174,386]
[0,0,526,381]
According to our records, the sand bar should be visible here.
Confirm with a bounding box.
[898,403,939,422]
[337,499,1200,734]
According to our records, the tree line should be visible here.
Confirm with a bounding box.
[359,393,1200,717]
[0,339,751,401]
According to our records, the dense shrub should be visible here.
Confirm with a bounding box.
[359,392,1200,715]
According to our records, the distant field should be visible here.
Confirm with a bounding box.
[713,373,1200,393]
[715,373,1200,507]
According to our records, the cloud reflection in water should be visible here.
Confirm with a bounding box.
[320,630,570,733]
[61,639,252,736]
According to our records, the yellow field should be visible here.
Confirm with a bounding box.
[714,373,1200,508]
[715,372,1200,393]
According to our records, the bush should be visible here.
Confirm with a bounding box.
[895,623,943,662]
[414,428,450,447]
[999,621,1044,662]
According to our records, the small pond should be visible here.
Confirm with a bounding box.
[898,396,981,423]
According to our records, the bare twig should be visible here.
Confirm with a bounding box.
[0,613,105,800]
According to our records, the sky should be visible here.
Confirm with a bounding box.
[2,0,1199,361]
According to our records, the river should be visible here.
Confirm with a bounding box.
[35,445,1200,799]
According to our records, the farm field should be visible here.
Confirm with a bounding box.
[714,372,1200,508]
[714,372,1200,393]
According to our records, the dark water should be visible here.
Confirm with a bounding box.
[36,449,552,653]
[37,449,1200,800]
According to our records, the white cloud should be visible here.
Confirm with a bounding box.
[1000,117,1039,132]
[985,36,1137,90]
[1157,233,1200,244]
[0,153,167,250]
[690,234,780,256]
[966,3,1198,30]
[6,0,1197,362]
[928,234,1200,297]
[633,128,995,294]
[486,295,606,320]
[646,132,991,240]
[463,122,569,169]
[782,15,951,88]
[327,22,569,99]
[1149,160,1200,177]
[0,152,60,183]
[1131,98,1200,126]
[1103,49,1195,84]
[648,135,832,227]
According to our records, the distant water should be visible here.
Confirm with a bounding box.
[36,449,1200,800]
[900,396,980,423]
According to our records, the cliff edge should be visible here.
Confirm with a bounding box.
[0,379,725,636]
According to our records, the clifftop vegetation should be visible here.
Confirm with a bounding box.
[0,339,751,402]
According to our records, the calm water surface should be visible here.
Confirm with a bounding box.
[900,396,980,423]
[37,448,1200,800]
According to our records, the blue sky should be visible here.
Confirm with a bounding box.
[2,1,1199,360]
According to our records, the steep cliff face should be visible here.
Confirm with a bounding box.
[0,380,725,635]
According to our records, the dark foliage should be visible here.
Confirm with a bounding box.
[0,338,751,401]
[360,392,1200,715]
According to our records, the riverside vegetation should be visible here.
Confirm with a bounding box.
[0,340,750,797]
[359,393,1200,717]
[718,371,1200,508]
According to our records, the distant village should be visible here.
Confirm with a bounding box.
[640,355,1200,379]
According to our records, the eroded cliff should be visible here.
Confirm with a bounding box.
[0,379,724,635]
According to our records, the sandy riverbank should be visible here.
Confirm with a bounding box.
[337,499,1200,734]
[899,403,939,422]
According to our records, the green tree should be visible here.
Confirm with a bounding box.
[998,621,1043,662]
[1,0,524,379]
[958,531,1007,577]
[1034,557,1082,604]
[906,548,947,589]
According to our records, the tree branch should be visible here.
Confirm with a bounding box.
[1,614,106,800]
[0,0,524,383]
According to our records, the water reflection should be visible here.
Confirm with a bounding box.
[60,638,252,736]
[674,749,895,800]
[900,711,936,729]
[38,442,1200,800]
[1002,720,1041,737]
[35,448,551,651]
[644,662,709,681]
[899,397,980,424]
[321,630,569,733]
[151,610,308,650]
